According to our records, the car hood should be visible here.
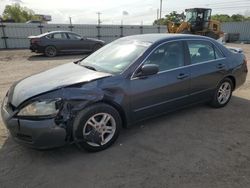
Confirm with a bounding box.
[9,63,111,107]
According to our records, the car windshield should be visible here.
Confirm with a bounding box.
[80,39,151,74]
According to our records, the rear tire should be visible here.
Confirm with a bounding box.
[210,78,233,108]
[73,103,122,152]
[44,46,57,57]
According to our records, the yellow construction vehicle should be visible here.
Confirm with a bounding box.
[167,8,223,39]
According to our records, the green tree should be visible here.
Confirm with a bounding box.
[212,14,250,22]
[2,3,38,23]
[231,14,245,22]
[153,11,185,25]
[211,14,232,22]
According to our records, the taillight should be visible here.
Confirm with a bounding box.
[31,38,40,44]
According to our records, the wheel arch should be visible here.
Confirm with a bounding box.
[225,75,236,90]
[44,45,58,51]
[214,75,236,94]
[88,100,128,128]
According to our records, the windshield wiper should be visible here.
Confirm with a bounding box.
[82,65,97,71]
[73,55,89,64]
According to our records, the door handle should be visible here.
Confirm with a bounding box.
[177,73,189,79]
[217,63,225,69]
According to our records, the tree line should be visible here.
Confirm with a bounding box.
[0,4,38,23]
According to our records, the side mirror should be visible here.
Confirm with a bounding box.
[139,64,159,77]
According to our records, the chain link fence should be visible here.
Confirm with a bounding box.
[0,23,166,49]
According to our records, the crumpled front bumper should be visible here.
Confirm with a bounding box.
[1,103,67,149]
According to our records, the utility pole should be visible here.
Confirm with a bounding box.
[69,17,72,25]
[159,0,162,19]
[69,17,73,31]
[157,8,159,20]
[97,12,101,26]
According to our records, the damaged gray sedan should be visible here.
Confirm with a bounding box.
[1,34,248,152]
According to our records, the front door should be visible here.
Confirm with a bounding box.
[66,33,90,52]
[129,41,191,121]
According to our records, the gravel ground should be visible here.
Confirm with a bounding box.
[0,45,250,188]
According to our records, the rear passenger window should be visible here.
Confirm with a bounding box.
[215,47,224,59]
[187,41,221,64]
[52,33,67,39]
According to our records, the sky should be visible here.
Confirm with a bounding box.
[0,0,250,25]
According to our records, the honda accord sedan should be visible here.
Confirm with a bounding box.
[1,34,248,152]
[29,31,105,57]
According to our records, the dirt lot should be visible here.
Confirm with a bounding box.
[0,45,250,188]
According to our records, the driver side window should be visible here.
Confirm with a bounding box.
[144,41,185,72]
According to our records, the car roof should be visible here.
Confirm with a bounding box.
[47,31,76,34]
[36,31,78,37]
[119,33,214,44]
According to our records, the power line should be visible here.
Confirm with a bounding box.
[183,0,249,6]
[206,0,250,5]
[213,5,250,10]
[164,3,250,11]
[208,2,250,8]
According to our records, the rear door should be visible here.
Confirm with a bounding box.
[129,41,191,121]
[186,40,228,101]
[50,32,69,51]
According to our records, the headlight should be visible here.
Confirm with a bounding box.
[18,99,60,117]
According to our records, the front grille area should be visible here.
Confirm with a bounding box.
[16,133,32,142]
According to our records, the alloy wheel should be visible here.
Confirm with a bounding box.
[45,46,57,57]
[217,82,231,105]
[83,113,116,146]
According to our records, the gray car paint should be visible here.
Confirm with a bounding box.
[2,34,248,149]
[29,31,105,54]
[10,63,111,107]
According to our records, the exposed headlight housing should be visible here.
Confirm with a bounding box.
[18,99,61,117]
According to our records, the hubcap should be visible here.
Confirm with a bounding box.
[46,47,56,56]
[83,113,116,146]
[217,82,231,105]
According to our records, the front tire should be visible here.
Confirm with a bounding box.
[210,78,233,108]
[73,103,122,152]
[92,43,102,52]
